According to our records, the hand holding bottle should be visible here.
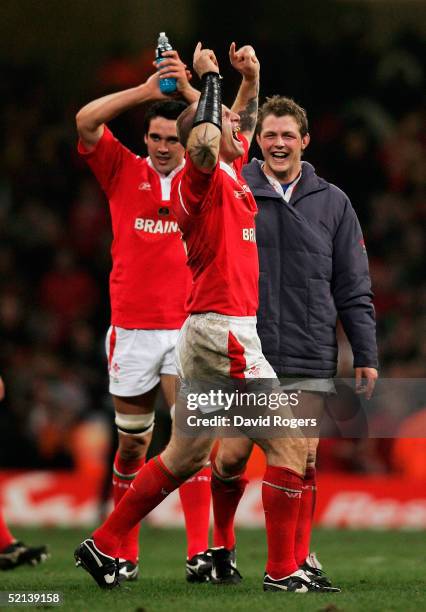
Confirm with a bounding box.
[155,32,178,93]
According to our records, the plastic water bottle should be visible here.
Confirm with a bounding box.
[156,32,177,94]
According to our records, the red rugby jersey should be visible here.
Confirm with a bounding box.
[171,135,259,316]
[78,126,189,329]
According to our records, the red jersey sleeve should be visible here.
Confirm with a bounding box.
[175,153,221,216]
[77,126,131,197]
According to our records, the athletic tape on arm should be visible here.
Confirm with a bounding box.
[193,72,222,131]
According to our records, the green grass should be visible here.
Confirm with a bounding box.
[1,527,425,611]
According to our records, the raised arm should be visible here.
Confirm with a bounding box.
[76,51,195,151]
[186,43,222,173]
[229,43,260,143]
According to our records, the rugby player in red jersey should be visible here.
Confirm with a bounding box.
[74,43,339,594]
[0,376,49,570]
[75,51,212,583]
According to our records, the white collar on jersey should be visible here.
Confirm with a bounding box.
[261,164,302,203]
[219,160,238,181]
[146,158,185,200]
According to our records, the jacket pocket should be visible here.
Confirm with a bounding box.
[308,279,337,344]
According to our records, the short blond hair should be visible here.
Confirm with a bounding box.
[257,96,309,137]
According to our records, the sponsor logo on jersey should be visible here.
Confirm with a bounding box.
[138,182,151,191]
[242,228,256,242]
[134,218,179,233]
[234,184,251,199]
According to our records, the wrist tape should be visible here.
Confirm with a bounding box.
[193,72,222,131]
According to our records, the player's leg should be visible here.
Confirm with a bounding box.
[212,437,252,550]
[296,437,334,587]
[295,433,319,567]
[210,314,266,550]
[297,436,331,584]
[292,390,334,586]
[161,373,212,582]
[105,326,162,580]
[209,437,253,584]
[75,426,215,588]
[256,434,339,593]
[293,392,323,570]
[0,509,49,570]
[204,316,270,584]
[258,435,307,581]
[0,510,13,552]
[112,391,156,580]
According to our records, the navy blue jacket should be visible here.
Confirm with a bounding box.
[242,159,378,377]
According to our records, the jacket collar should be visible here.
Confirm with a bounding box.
[242,159,327,204]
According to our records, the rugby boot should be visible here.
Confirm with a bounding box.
[263,569,341,593]
[186,550,212,583]
[117,559,139,582]
[0,541,49,570]
[74,538,119,589]
[210,547,242,585]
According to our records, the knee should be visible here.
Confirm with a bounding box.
[307,437,319,468]
[163,440,211,479]
[116,411,155,460]
[216,446,250,477]
[181,443,211,475]
[118,434,151,460]
[265,437,309,474]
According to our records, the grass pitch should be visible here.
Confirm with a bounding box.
[1,527,425,611]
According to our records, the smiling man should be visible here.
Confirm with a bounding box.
[75,52,213,583]
[241,95,378,585]
[246,96,377,395]
[255,99,310,185]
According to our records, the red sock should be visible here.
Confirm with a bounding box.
[262,465,303,579]
[179,465,211,558]
[295,466,317,566]
[211,463,248,550]
[94,456,182,558]
[0,509,14,551]
[112,452,146,563]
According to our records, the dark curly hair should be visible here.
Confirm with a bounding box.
[143,100,188,135]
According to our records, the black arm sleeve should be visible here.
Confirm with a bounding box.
[193,73,222,131]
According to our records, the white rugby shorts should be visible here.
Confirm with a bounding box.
[175,313,277,413]
[106,326,179,396]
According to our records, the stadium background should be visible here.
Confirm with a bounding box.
[0,0,424,529]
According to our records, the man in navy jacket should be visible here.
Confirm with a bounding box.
[212,96,378,589]
[245,96,378,380]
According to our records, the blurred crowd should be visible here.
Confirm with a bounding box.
[0,26,424,482]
